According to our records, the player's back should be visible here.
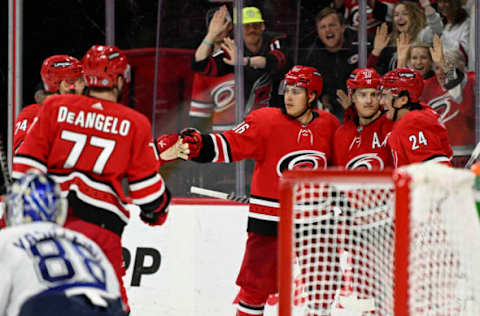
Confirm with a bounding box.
[14,94,162,231]
[390,106,453,167]
[0,222,121,316]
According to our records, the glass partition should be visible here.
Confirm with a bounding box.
[2,0,478,196]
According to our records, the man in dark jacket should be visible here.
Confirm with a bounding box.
[301,7,372,122]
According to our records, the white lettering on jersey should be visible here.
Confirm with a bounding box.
[276,150,327,176]
[346,153,384,170]
[349,136,361,151]
[372,132,382,149]
[409,131,428,150]
[233,122,250,134]
[57,106,130,136]
[15,120,28,134]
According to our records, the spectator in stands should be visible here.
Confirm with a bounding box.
[420,35,475,165]
[301,7,368,122]
[436,0,470,62]
[398,41,435,79]
[368,0,442,74]
[192,6,291,118]
[190,5,234,133]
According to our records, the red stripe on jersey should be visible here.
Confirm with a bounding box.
[211,134,227,163]
[51,173,130,223]
[12,155,48,176]
[130,179,165,205]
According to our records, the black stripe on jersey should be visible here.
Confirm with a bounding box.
[247,217,278,236]
[423,154,448,162]
[238,301,265,311]
[129,171,159,185]
[49,170,122,199]
[218,133,232,162]
[250,194,279,203]
[15,153,46,165]
[68,191,126,235]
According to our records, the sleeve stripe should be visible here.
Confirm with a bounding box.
[191,101,214,109]
[131,182,165,204]
[129,173,162,191]
[423,155,451,164]
[219,134,230,163]
[13,156,47,173]
[189,111,212,118]
[210,133,220,162]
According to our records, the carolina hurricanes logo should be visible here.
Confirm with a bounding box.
[211,80,235,112]
[346,153,384,170]
[276,150,327,176]
[428,93,459,124]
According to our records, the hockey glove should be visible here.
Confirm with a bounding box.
[179,128,203,159]
[156,133,190,164]
[139,188,171,226]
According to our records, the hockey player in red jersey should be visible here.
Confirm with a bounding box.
[380,68,453,167]
[12,45,179,312]
[166,65,339,316]
[13,55,85,153]
[334,68,394,169]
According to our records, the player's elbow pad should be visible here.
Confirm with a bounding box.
[139,187,171,226]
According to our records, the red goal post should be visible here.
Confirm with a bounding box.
[278,165,480,316]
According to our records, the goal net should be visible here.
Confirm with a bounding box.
[278,164,480,316]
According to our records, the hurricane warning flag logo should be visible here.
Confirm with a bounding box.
[276,150,327,176]
[346,153,384,170]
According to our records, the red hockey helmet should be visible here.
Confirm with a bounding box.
[82,45,130,88]
[40,55,83,93]
[281,65,323,98]
[347,68,380,95]
[381,68,424,102]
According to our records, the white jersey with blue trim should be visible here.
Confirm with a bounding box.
[0,222,121,316]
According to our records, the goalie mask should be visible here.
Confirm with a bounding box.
[40,55,83,93]
[82,45,131,89]
[5,172,67,227]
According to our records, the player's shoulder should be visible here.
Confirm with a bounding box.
[313,109,340,127]
[397,106,438,131]
[335,119,356,136]
[247,107,282,120]
[17,103,42,118]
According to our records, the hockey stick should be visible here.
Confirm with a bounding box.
[190,186,249,203]
[0,134,12,192]
[464,142,480,169]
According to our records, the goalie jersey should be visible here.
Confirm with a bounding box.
[193,107,339,235]
[0,222,121,316]
[334,111,394,169]
[388,105,453,167]
[12,94,168,235]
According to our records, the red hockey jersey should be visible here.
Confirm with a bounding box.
[13,94,167,235]
[189,72,236,131]
[13,103,42,153]
[420,72,475,148]
[388,105,453,167]
[344,0,396,33]
[196,107,339,235]
[334,112,394,169]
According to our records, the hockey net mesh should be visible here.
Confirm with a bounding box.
[280,165,480,316]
